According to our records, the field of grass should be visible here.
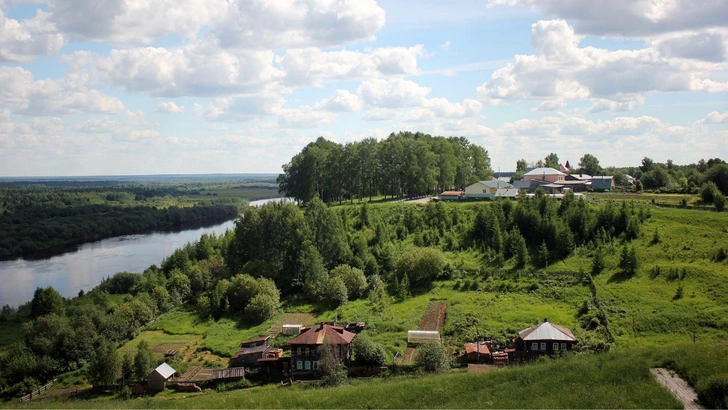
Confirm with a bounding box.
[18,343,728,409]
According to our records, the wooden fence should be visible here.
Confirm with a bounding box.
[20,379,55,402]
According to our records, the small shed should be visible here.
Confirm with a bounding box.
[439,191,463,201]
[464,342,491,363]
[591,176,614,191]
[148,363,176,392]
[282,324,303,335]
[407,330,440,344]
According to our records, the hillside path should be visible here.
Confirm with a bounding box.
[650,368,703,409]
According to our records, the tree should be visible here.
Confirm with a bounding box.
[121,354,134,386]
[317,339,347,387]
[537,241,549,268]
[715,193,726,212]
[578,154,602,176]
[244,292,279,323]
[327,276,348,307]
[301,242,330,302]
[395,246,445,289]
[352,333,386,366]
[133,340,153,383]
[591,246,605,275]
[701,181,721,203]
[87,341,120,388]
[30,287,65,318]
[544,153,559,169]
[515,234,529,268]
[704,163,728,195]
[618,245,638,276]
[640,157,654,173]
[414,342,449,373]
[330,265,368,300]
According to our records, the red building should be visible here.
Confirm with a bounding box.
[288,323,356,375]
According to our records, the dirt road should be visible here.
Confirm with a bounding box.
[651,368,703,409]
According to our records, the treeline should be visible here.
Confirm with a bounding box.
[0,203,239,260]
[277,132,493,203]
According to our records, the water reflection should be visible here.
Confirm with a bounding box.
[0,197,288,307]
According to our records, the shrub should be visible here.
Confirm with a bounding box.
[352,333,386,367]
[715,193,726,212]
[696,374,728,409]
[414,342,450,373]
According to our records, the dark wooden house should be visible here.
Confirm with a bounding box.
[513,320,577,359]
[148,363,176,392]
[230,336,271,367]
[463,342,491,363]
[289,323,356,375]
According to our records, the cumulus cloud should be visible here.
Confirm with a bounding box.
[357,78,431,108]
[476,20,728,110]
[0,9,64,62]
[213,0,385,49]
[157,101,185,114]
[700,110,728,124]
[66,41,282,98]
[488,0,728,38]
[652,30,728,62]
[314,90,362,112]
[46,0,226,44]
[278,45,424,87]
[0,66,125,115]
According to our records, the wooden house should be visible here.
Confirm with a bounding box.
[513,320,577,359]
[438,191,463,201]
[148,363,176,392]
[230,336,271,367]
[289,323,356,375]
[464,181,513,200]
[463,342,491,363]
[591,176,614,191]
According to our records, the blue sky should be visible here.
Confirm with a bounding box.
[1,0,727,176]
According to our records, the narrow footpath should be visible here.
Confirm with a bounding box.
[650,368,703,409]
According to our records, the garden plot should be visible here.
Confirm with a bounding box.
[418,301,448,331]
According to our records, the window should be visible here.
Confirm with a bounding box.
[483,189,487,193]
[304,347,309,356]
[540,342,546,351]
[553,343,559,351]
[305,361,311,370]
[561,343,567,350]
[312,360,318,370]
[296,360,302,370]
[531,342,538,351]
[296,347,301,355]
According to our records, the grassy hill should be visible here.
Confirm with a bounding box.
[4,199,728,408]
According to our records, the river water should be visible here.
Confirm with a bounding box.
[0,198,289,308]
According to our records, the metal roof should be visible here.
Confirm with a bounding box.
[524,167,566,176]
[289,323,356,346]
[153,362,176,379]
[464,342,491,356]
[519,321,577,342]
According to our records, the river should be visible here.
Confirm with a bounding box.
[0,197,290,308]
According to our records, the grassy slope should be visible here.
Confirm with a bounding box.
[10,346,695,409]
[6,202,728,408]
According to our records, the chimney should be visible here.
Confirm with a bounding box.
[544,318,548,323]
[319,322,325,330]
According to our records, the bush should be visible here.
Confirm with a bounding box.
[414,342,450,373]
[696,374,728,409]
[701,182,720,204]
[715,193,726,212]
[352,333,386,367]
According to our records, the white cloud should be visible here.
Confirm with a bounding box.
[440,40,451,50]
[533,99,566,112]
[476,20,728,111]
[488,0,728,38]
[424,98,482,118]
[277,106,335,128]
[652,30,728,62]
[212,0,385,49]
[67,41,282,98]
[362,107,401,121]
[358,78,431,108]
[0,66,125,115]
[278,45,424,87]
[700,110,728,124]
[46,0,227,44]
[314,90,362,112]
[0,9,64,62]
[157,101,185,114]
[193,88,287,122]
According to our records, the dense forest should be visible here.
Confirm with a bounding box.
[277,132,493,203]
[0,177,279,260]
[0,194,647,396]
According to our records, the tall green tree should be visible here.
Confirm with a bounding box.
[579,154,602,176]
[87,341,120,388]
[133,340,153,383]
[30,287,65,318]
[544,153,559,169]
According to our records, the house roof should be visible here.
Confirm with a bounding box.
[289,323,356,346]
[240,336,270,346]
[518,321,577,342]
[464,342,491,356]
[524,167,566,177]
[440,191,463,196]
[592,176,613,180]
[152,362,176,379]
[479,180,513,189]
[566,174,592,181]
[495,188,519,197]
[512,180,532,189]
[541,183,564,188]
[231,344,270,360]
